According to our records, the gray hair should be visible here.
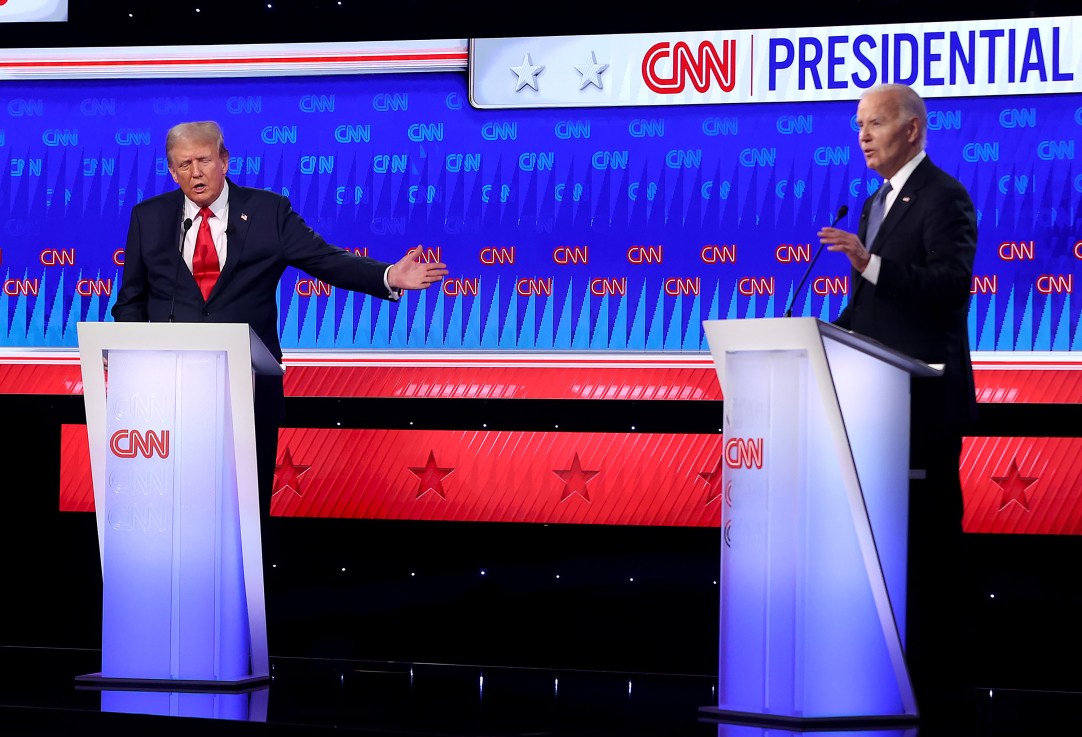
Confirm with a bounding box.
[862,84,927,149]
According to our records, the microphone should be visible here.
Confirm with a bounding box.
[784,204,849,318]
[168,217,194,323]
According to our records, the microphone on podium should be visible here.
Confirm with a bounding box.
[168,217,194,323]
[784,204,848,318]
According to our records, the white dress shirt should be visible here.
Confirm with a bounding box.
[862,149,926,284]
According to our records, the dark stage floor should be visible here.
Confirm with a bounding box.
[1,646,1080,737]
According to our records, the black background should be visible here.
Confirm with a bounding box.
[1,0,1081,689]
[0,1,1075,48]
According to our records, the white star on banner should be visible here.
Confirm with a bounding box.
[510,53,544,91]
[574,51,609,90]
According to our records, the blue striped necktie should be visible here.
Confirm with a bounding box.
[865,182,892,252]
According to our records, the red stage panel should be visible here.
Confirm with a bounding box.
[973,368,1082,403]
[61,425,725,526]
[60,424,93,512]
[961,436,1082,535]
[61,425,1082,534]
[39,352,1082,533]
[269,428,724,525]
[8,351,1082,402]
[0,359,83,395]
[283,364,722,400]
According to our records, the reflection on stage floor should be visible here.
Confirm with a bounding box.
[1,646,1079,736]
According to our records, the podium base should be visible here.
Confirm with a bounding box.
[75,672,269,692]
[698,705,919,730]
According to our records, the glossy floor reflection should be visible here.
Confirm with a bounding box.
[0,646,1079,736]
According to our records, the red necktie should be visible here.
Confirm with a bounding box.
[192,206,220,301]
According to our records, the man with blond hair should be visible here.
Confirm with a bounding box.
[113,120,448,525]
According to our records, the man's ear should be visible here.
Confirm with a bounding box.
[168,167,179,184]
[907,118,921,145]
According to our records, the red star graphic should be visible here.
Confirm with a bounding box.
[698,457,724,505]
[554,452,599,501]
[273,447,311,498]
[992,458,1038,511]
[409,450,454,499]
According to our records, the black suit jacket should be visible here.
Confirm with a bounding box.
[112,180,396,361]
[834,156,978,426]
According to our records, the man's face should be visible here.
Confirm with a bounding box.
[856,90,919,180]
[168,138,229,208]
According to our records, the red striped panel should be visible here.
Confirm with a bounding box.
[59,424,94,512]
[961,436,1082,535]
[283,365,723,400]
[60,427,1082,534]
[0,363,84,395]
[0,51,468,70]
[60,425,725,526]
[8,357,1082,401]
[36,351,1082,534]
[973,369,1082,404]
[269,429,723,525]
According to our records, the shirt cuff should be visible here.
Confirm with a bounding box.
[383,265,402,300]
[862,254,882,285]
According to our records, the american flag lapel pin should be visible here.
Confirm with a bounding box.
[902,196,911,203]
[241,213,248,221]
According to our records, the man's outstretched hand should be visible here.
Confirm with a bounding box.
[388,245,449,290]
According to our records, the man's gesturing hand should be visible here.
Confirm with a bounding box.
[388,245,449,290]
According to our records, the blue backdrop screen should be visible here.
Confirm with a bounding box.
[1,73,1078,351]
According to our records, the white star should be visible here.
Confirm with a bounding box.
[510,53,544,92]
[574,51,609,90]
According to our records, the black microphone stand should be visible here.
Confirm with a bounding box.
[167,217,194,323]
[784,205,848,318]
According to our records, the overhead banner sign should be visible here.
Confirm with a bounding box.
[469,15,1080,108]
[0,0,67,22]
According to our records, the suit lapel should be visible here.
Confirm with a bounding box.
[161,191,195,290]
[868,157,934,254]
[168,193,187,257]
[214,180,251,293]
[870,190,914,251]
[857,197,873,244]
[851,157,936,298]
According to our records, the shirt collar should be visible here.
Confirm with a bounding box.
[886,150,926,194]
[183,185,229,221]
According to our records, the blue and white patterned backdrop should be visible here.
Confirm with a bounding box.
[0,73,1078,351]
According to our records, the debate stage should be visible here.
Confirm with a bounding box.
[1,644,1081,736]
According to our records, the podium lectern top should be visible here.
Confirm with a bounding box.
[816,320,942,378]
[706,317,940,389]
[77,322,284,377]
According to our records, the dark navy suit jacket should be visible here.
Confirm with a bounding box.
[112,179,395,361]
[834,156,978,426]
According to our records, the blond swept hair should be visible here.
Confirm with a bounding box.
[166,121,230,166]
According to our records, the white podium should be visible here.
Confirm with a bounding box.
[75,322,283,689]
[699,317,940,726]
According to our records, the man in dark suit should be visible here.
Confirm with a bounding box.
[112,120,448,522]
[817,84,977,721]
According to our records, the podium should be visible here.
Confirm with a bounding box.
[75,322,283,689]
[698,317,941,726]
